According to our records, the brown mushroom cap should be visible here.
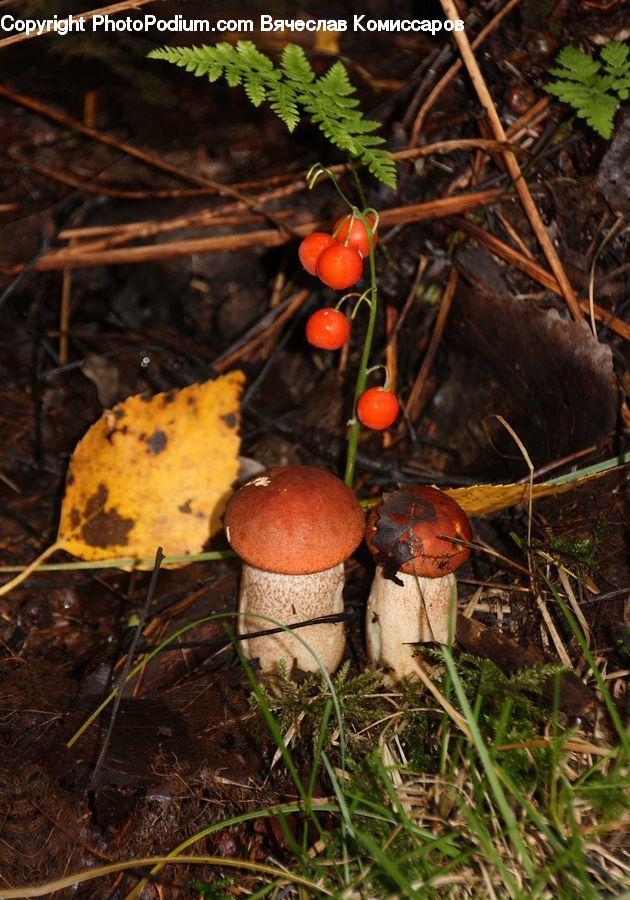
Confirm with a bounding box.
[365,485,472,577]
[225,465,365,574]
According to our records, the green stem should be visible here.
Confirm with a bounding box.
[344,212,378,487]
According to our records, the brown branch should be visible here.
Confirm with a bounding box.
[0,0,158,49]
[0,85,296,237]
[456,615,596,717]
[49,140,520,254]
[213,290,310,374]
[14,189,506,272]
[409,0,524,144]
[405,265,458,423]
[439,0,583,322]
[450,217,630,341]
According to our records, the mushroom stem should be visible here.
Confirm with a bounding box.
[365,568,457,683]
[238,562,346,675]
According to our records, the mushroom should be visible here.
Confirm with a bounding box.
[364,485,472,683]
[224,465,365,676]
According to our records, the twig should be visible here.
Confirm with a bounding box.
[88,547,164,789]
[588,215,627,340]
[405,266,458,423]
[10,149,219,200]
[0,0,158,49]
[0,85,296,237]
[59,259,72,365]
[16,190,507,273]
[383,303,398,449]
[0,538,64,600]
[409,0,524,144]
[451,217,630,340]
[213,289,310,374]
[0,235,49,310]
[385,256,428,353]
[439,0,583,322]
[456,615,596,716]
[409,656,473,740]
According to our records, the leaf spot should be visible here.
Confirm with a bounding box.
[146,430,168,454]
[81,483,134,548]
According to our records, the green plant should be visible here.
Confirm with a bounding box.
[149,37,395,485]
[546,532,597,566]
[148,41,397,187]
[306,307,351,349]
[191,876,234,899]
[251,659,384,756]
[545,41,630,138]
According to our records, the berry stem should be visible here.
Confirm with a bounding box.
[304,165,381,487]
[344,210,378,487]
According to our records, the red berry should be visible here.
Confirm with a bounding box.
[333,213,378,257]
[299,232,337,275]
[357,387,399,430]
[306,308,351,350]
[316,244,363,290]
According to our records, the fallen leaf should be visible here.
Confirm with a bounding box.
[444,462,625,517]
[58,372,244,562]
[424,285,616,480]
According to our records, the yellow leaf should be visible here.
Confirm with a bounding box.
[58,372,244,563]
[444,467,618,517]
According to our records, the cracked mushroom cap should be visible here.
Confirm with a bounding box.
[224,465,365,574]
[365,485,472,578]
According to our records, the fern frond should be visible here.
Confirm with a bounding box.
[280,43,315,84]
[234,40,276,75]
[318,61,356,96]
[149,40,397,188]
[550,46,602,82]
[545,40,629,139]
[268,83,300,131]
[600,40,629,76]
[580,93,619,139]
[364,150,398,187]
[243,75,266,106]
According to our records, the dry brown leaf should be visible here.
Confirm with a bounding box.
[444,467,617,517]
[58,372,244,562]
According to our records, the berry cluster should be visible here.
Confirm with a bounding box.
[299,211,399,432]
[299,213,377,290]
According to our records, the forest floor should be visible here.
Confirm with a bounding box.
[0,1,628,897]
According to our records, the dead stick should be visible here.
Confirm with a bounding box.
[456,614,596,717]
[451,217,630,341]
[383,303,398,449]
[18,190,506,272]
[0,85,295,236]
[405,266,458,423]
[54,144,516,253]
[410,0,524,144]
[0,0,157,49]
[439,0,583,322]
[213,290,310,373]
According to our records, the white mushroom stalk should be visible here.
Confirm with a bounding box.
[364,486,472,684]
[238,563,345,674]
[366,568,457,684]
[224,465,365,677]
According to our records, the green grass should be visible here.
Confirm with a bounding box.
[159,633,627,899]
[15,570,629,900]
